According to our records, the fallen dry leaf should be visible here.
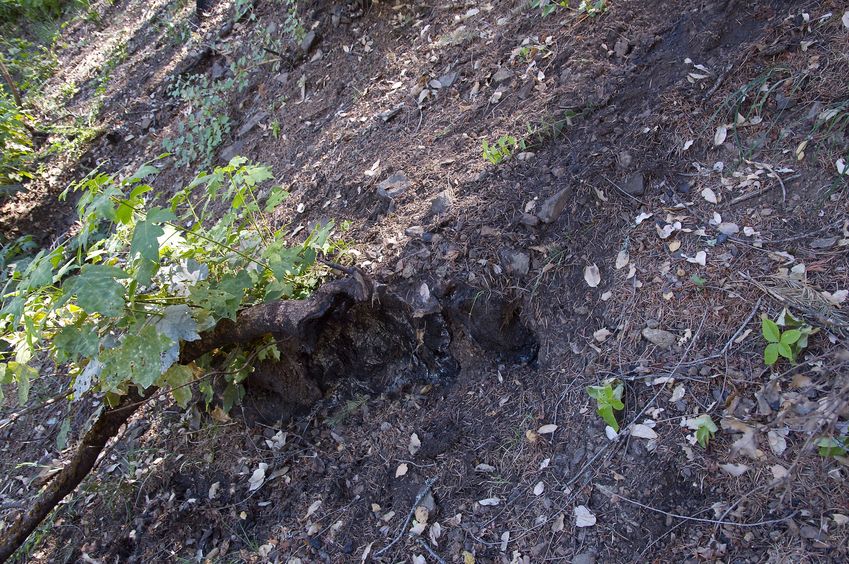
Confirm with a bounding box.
[584,264,601,287]
[574,505,596,527]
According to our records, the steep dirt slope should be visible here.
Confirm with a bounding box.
[1,0,848,562]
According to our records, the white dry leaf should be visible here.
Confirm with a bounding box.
[843,10,849,29]
[475,463,496,473]
[265,430,287,450]
[360,541,375,563]
[537,424,558,435]
[767,428,788,456]
[593,328,612,343]
[395,463,409,478]
[539,458,550,470]
[714,124,728,146]
[605,426,619,441]
[551,513,565,533]
[248,463,268,492]
[409,521,427,535]
[412,555,427,564]
[771,464,789,481]
[500,531,510,552]
[615,249,630,270]
[635,212,653,225]
[584,264,601,287]
[822,289,848,306]
[631,424,658,440]
[364,160,380,177]
[743,226,757,236]
[833,513,849,526]
[701,187,719,204]
[601,291,612,301]
[574,505,597,527]
[837,158,848,176]
[208,481,221,500]
[720,463,749,477]
[429,522,443,545]
[670,384,686,402]
[686,251,707,266]
[409,433,422,456]
[668,240,681,252]
[683,139,694,151]
[533,481,545,496]
[305,499,322,519]
[478,497,501,506]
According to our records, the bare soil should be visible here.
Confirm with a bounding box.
[2,0,849,562]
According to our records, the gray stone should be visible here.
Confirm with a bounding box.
[614,37,630,58]
[642,328,676,349]
[622,173,644,196]
[237,111,268,138]
[139,115,153,130]
[429,191,453,215]
[492,68,513,83]
[501,250,530,276]
[536,187,573,223]
[376,171,411,200]
[300,31,318,53]
[520,213,539,227]
[220,140,245,163]
[438,72,457,88]
[573,553,596,564]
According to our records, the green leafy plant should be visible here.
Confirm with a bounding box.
[761,311,816,366]
[586,380,624,432]
[690,414,717,448]
[0,92,33,190]
[482,135,524,165]
[528,0,567,17]
[0,156,340,411]
[162,74,233,169]
[578,0,607,16]
[817,436,849,457]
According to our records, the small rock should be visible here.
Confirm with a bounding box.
[645,319,659,329]
[211,60,226,80]
[520,213,539,227]
[614,37,630,58]
[377,171,411,200]
[622,173,645,196]
[642,328,676,349]
[573,553,596,564]
[501,250,530,276]
[617,151,632,169]
[220,140,245,163]
[430,191,453,215]
[536,187,573,223]
[492,68,513,83]
[551,166,566,179]
[139,115,153,130]
[438,72,457,88]
[237,111,268,138]
[300,31,318,53]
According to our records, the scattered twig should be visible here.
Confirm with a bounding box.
[416,538,448,564]
[601,487,797,528]
[702,63,734,102]
[601,174,647,207]
[374,476,438,557]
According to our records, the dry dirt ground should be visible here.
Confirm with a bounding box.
[2,0,849,562]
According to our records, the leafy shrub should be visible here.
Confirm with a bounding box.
[0,92,33,190]
[162,74,233,169]
[0,157,339,413]
[482,135,523,165]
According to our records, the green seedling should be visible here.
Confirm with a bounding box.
[817,436,849,457]
[586,380,624,432]
[761,310,816,366]
[482,135,523,165]
[690,414,717,448]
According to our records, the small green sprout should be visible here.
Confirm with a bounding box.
[586,380,624,432]
[691,414,717,448]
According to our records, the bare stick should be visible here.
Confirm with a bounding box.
[374,477,438,557]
